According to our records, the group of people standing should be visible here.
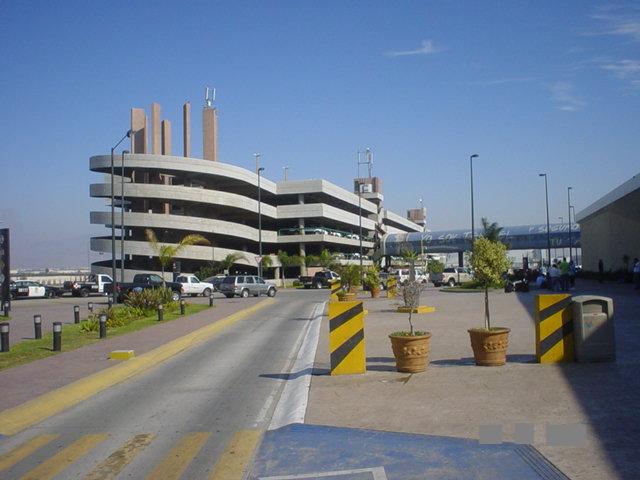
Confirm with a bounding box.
[548,257,577,292]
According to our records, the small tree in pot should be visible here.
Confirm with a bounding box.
[364,266,382,298]
[468,236,512,366]
[388,264,431,373]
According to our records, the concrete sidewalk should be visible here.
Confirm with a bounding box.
[306,281,640,480]
[0,296,263,410]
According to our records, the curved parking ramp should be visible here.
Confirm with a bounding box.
[249,424,569,480]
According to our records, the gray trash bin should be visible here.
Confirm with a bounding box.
[572,295,615,362]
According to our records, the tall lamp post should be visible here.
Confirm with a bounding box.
[470,154,479,248]
[357,148,373,277]
[570,205,577,264]
[539,173,551,267]
[120,150,129,283]
[567,186,573,261]
[110,130,132,302]
[257,166,265,277]
[558,216,564,259]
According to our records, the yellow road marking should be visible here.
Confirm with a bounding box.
[0,433,60,472]
[209,430,262,480]
[83,433,155,480]
[20,433,107,480]
[145,432,210,480]
[0,299,274,436]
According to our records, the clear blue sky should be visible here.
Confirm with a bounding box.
[1,1,638,268]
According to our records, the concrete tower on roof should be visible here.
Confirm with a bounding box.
[183,101,191,157]
[202,87,218,161]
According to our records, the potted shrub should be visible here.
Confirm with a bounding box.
[336,289,349,302]
[389,280,431,372]
[364,266,381,298]
[339,264,362,293]
[468,236,512,366]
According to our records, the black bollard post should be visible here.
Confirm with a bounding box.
[209,293,214,307]
[107,296,113,309]
[157,304,164,321]
[180,299,186,315]
[0,322,9,352]
[88,301,93,313]
[52,322,62,351]
[73,305,80,324]
[34,314,42,339]
[99,313,107,339]
[3,301,9,317]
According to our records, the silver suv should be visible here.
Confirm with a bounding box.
[218,275,277,298]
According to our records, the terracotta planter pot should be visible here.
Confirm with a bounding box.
[340,293,356,302]
[349,286,359,294]
[468,327,510,366]
[370,288,380,298]
[389,333,431,373]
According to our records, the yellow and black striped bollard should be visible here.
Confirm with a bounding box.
[387,276,397,298]
[329,300,366,375]
[536,294,574,363]
[330,281,341,302]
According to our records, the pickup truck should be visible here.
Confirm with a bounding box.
[430,267,473,287]
[176,274,214,297]
[299,270,340,289]
[63,274,113,297]
[105,273,183,301]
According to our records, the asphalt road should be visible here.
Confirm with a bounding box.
[0,289,326,479]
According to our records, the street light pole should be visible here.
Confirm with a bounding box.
[558,216,564,259]
[120,150,129,283]
[470,154,479,248]
[539,173,551,267]
[257,166,265,277]
[567,186,573,261]
[110,130,132,302]
[283,166,289,181]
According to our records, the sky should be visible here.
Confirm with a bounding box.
[0,0,638,268]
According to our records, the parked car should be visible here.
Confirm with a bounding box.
[105,274,182,301]
[203,274,228,292]
[176,274,214,297]
[431,267,473,287]
[218,275,277,298]
[299,270,340,289]
[63,274,113,297]
[10,280,62,299]
[391,268,428,285]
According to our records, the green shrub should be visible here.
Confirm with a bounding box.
[79,305,150,332]
[124,288,175,310]
[363,266,381,290]
[292,280,303,287]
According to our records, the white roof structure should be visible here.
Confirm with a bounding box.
[576,173,640,223]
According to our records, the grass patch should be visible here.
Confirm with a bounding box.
[0,303,210,371]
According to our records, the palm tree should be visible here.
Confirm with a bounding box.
[481,217,503,243]
[221,253,246,273]
[145,229,210,285]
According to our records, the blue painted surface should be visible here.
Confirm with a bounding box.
[250,423,569,480]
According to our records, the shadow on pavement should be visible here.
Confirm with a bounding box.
[515,279,640,479]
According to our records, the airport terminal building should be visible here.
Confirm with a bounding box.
[89,101,422,282]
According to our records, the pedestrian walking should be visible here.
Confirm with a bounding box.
[598,259,604,283]
[559,257,570,291]
[633,258,640,290]
[549,263,561,292]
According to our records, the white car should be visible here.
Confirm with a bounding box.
[11,280,48,298]
[176,274,214,297]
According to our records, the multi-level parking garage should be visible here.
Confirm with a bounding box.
[90,153,421,281]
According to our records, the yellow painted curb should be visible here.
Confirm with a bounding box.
[396,305,436,314]
[0,299,275,436]
[109,350,135,360]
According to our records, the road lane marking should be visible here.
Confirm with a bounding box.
[145,432,210,480]
[0,433,60,472]
[20,433,107,480]
[0,299,275,436]
[83,433,155,480]
[209,430,262,480]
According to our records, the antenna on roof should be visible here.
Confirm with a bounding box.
[204,87,216,108]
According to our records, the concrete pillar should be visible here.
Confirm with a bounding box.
[131,108,147,154]
[183,101,191,158]
[203,107,217,161]
[151,103,161,154]
[161,120,171,155]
